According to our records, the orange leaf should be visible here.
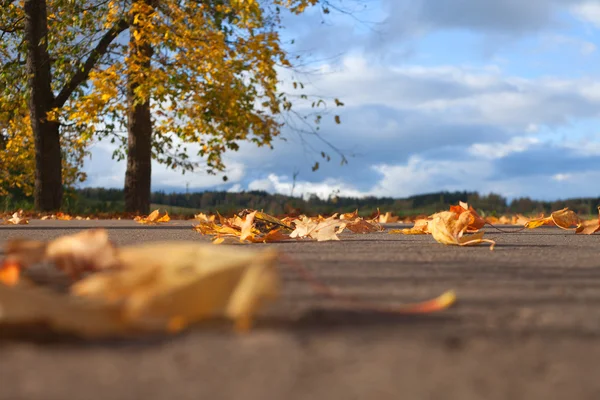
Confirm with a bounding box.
[389,290,456,314]
[378,212,399,223]
[390,218,429,235]
[550,208,580,230]
[135,209,170,224]
[429,211,495,249]
[525,208,580,230]
[576,206,600,235]
[0,261,20,286]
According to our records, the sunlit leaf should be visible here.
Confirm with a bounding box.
[428,211,495,249]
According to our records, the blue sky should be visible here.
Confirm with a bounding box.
[83,0,600,200]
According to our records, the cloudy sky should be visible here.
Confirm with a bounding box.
[83,0,600,201]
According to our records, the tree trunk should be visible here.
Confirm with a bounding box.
[24,0,63,211]
[124,84,152,214]
[124,0,155,214]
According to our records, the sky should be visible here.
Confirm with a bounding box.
[83,0,600,201]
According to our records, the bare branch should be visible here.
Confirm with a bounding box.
[53,18,129,109]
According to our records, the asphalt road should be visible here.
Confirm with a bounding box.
[1,220,600,400]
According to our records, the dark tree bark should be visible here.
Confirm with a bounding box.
[24,0,62,211]
[124,82,153,214]
[124,0,155,214]
[23,0,128,211]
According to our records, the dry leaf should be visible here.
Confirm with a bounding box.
[72,242,280,333]
[576,206,600,235]
[194,210,291,243]
[344,217,382,234]
[428,211,495,249]
[135,209,170,224]
[194,213,215,223]
[290,215,346,241]
[525,208,580,230]
[4,229,120,281]
[513,214,530,225]
[387,290,456,314]
[0,235,280,337]
[390,218,430,235]
[0,261,20,286]
[379,212,399,224]
[448,202,485,232]
[56,212,73,221]
[4,210,29,225]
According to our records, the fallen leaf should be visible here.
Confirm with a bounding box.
[428,211,495,249]
[194,213,215,223]
[390,218,430,235]
[4,229,120,281]
[4,210,29,225]
[0,261,20,286]
[135,209,170,224]
[513,214,530,225]
[525,208,580,230]
[344,217,382,234]
[290,215,346,241]
[379,212,399,224]
[385,290,456,314]
[72,241,280,333]
[448,202,485,232]
[576,206,600,235]
[56,212,73,221]
[0,235,280,337]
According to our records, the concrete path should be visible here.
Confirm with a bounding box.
[1,220,600,400]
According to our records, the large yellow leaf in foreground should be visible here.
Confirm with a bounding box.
[0,240,279,337]
[428,211,495,250]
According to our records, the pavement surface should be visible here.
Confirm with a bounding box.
[1,220,600,400]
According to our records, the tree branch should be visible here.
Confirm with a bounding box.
[53,18,129,109]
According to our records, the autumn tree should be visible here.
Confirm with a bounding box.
[70,0,346,213]
[0,0,128,210]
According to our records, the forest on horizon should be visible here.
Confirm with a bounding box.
[9,187,595,217]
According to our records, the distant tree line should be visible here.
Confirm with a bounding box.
[67,188,600,217]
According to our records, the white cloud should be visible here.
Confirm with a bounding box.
[247,174,366,199]
[369,156,494,198]
[468,137,541,159]
[310,55,600,131]
[552,173,572,181]
[572,1,600,28]
[541,34,597,55]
